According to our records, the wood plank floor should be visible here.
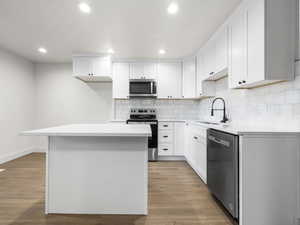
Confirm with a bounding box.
[0,153,235,225]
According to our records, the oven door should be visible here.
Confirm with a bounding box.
[129,80,156,97]
[126,121,158,161]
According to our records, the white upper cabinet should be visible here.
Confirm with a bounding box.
[203,41,216,79]
[246,0,265,85]
[73,57,93,76]
[130,62,157,80]
[196,51,215,98]
[92,56,112,77]
[215,27,228,74]
[73,55,112,82]
[182,57,196,98]
[157,62,182,99]
[112,63,130,99]
[143,63,157,79]
[201,26,228,81]
[229,0,296,89]
[228,5,248,89]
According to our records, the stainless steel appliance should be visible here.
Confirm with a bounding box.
[207,129,239,219]
[129,79,157,98]
[126,108,158,161]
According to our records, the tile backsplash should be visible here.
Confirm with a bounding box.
[114,99,199,120]
[115,64,300,130]
[199,72,300,129]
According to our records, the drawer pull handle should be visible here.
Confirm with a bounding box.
[163,125,168,127]
[163,148,168,151]
[163,136,168,138]
[194,136,198,140]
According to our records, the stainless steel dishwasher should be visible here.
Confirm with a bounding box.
[207,128,239,219]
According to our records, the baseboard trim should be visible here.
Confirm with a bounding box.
[158,155,186,161]
[0,148,33,165]
[32,148,47,153]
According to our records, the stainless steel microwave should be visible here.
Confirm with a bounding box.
[129,79,157,98]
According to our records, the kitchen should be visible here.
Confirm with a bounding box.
[0,0,299,225]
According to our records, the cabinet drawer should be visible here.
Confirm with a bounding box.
[159,144,173,156]
[159,122,174,130]
[159,131,173,143]
[190,126,207,138]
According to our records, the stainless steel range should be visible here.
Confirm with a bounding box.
[126,108,158,161]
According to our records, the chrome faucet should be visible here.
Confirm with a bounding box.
[211,98,229,123]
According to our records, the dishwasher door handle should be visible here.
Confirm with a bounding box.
[208,135,230,147]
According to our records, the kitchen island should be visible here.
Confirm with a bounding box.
[22,124,151,215]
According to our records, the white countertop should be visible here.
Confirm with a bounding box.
[109,119,300,135]
[21,123,152,137]
[188,121,300,135]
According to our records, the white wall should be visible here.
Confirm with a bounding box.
[34,63,112,150]
[0,48,36,163]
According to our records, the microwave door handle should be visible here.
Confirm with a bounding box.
[151,82,153,94]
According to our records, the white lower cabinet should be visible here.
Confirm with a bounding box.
[158,122,185,157]
[159,130,173,144]
[184,123,207,183]
[174,122,185,155]
[158,144,173,156]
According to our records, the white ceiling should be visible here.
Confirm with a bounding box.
[0,0,241,63]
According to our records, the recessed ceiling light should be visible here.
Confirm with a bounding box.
[107,49,115,54]
[78,2,91,14]
[159,49,166,55]
[38,47,47,54]
[167,2,179,15]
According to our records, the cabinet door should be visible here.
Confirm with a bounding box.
[73,57,93,76]
[113,63,130,99]
[92,56,112,77]
[203,41,216,78]
[130,63,144,79]
[184,124,192,161]
[174,122,185,156]
[157,62,182,99]
[182,58,196,98]
[195,136,207,183]
[143,63,157,79]
[189,133,198,167]
[246,0,265,84]
[215,27,228,73]
[196,52,204,96]
[229,7,247,88]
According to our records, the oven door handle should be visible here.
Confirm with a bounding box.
[208,135,230,147]
[144,122,158,125]
[127,122,157,125]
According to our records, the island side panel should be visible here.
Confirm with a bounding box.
[47,136,148,215]
[239,134,299,225]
